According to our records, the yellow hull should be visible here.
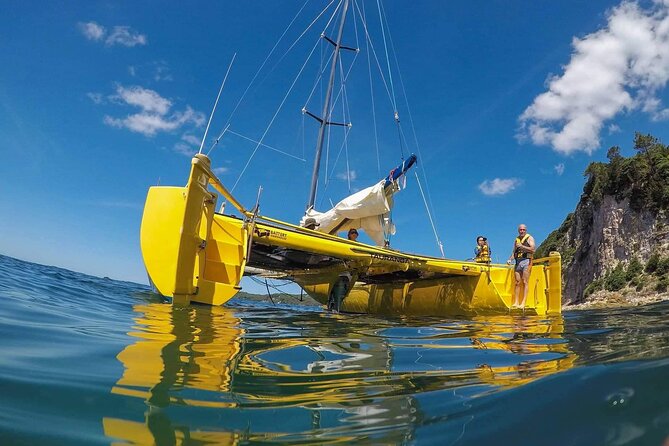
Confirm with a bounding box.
[140,155,562,315]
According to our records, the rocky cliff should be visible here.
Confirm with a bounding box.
[536,133,669,305]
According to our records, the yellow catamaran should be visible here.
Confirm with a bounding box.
[140,0,562,315]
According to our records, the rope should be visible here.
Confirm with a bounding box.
[249,277,297,304]
[414,170,445,258]
[264,279,276,306]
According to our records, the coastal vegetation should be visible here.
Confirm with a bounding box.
[583,253,669,297]
[583,132,669,212]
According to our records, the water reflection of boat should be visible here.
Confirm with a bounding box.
[468,315,577,388]
[104,302,576,443]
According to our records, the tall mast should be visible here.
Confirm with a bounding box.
[306,0,351,210]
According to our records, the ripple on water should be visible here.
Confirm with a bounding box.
[2,254,669,445]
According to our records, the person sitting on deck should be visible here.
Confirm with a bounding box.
[347,228,359,241]
[303,217,320,230]
[474,236,491,263]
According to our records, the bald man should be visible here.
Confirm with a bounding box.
[507,224,535,309]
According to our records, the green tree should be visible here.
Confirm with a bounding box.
[605,264,626,291]
[633,132,660,153]
[625,257,643,281]
[656,257,669,276]
[646,253,660,273]
[607,146,621,161]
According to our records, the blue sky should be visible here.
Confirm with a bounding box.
[3,1,669,292]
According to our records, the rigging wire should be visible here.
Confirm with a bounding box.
[226,129,306,162]
[319,124,352,209]
[208,0,312,156]
[352,2,392,104]
[302,47,335,108]
[339,56,352,193]
[381,2,441,247]
[376,0,398,117]
[199,53,237,155]
[231,34,324,192]
[414,170,445,258]
[352,2,399,136]
[317,44,360,196]
[359,0,381,175]
[258,0,340,87]
[375,0,404,159]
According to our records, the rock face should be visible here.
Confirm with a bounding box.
[536,133,669,304]
[543,196,668,303]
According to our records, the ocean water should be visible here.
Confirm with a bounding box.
[1,254,668,446]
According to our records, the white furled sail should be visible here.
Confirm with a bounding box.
[301,155,416,246]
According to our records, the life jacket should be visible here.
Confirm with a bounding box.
[475,244,491,263]
[514,234,533,260]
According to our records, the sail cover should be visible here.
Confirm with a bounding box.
[301,155,416,246]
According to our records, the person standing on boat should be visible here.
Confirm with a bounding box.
[474,236,491,263]
[507,224,535,308]
[347,228,359,241]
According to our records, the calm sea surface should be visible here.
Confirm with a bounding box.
[1,254,669,445]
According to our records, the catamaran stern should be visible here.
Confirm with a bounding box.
[140,155,248,305]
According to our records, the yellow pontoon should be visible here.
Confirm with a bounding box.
[140,154,561,315]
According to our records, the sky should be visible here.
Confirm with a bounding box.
[3,0,669,293]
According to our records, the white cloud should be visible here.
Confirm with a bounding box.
[213,167,229,175]
[87,92,104,104]
[78,21,105,41]
[608,123,622,134]
[336,170,357,181]
[181,134,201,146]
[105,107,203,137]
[77,21,146,47]
[153,61,173,81]
[172,133,202,156]
[554,163,565,176]
[115,85,171,114]
[173,142,197,157]
[103,85,204,137]
[478,178,522,196]
[128,66,136,77]
[106,26,147,47]
[519,1,669,154]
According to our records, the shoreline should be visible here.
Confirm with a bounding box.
[565,290,669,311]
